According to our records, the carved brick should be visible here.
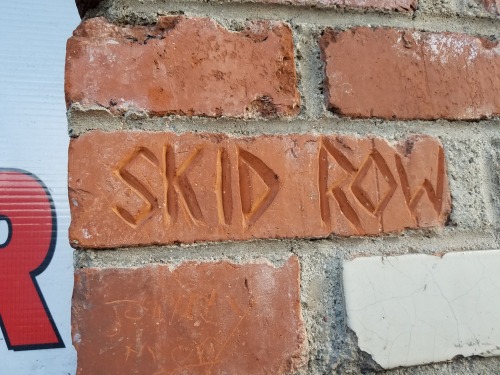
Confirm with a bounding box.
[69,132,451,248]
[72,257,307,374]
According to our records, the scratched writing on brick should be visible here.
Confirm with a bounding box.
[68,133,450,247]
[102,290,254,374]
[72,261,304,374]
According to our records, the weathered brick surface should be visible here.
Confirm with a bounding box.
[69,131,450,248]
[321,28,500,120]
[72,257,307,375]
[65,17,299,118]
[481,0,499,13]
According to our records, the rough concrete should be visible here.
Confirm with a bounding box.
[489,139,500,247]
[414,0,499,19]
[82,0,500,35]
[79,0,500,21]
[440,137,494,231]
[67,107,500,138]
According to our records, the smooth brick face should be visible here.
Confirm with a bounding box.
[65,17,300,118]
[72,257,306,375]
[344,250,500,368]
[321,28,500,120]
[69,131,450,248]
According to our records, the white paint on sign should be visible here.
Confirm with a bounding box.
[0,0,79,374]
[343,250,500,369]
[0,218,9,246]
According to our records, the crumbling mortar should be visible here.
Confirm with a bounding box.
[82,0,500,37]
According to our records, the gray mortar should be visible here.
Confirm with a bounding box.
[489,138,500,227]
[292,25,325,119]
[454,0,500,19]
[86,0,500,22]
[441,137,494,230]
[489,139,500,246]
[416,0,498,19]
[67,107,500,138]
[70,0,500,373]
[73,231,498,269]
[84,0,500,35]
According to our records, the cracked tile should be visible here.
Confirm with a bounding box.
[343,250,500,369]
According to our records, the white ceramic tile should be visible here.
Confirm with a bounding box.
[343,250,500,369]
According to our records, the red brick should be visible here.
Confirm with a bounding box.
[72,257,307,375]
[481,0,499,13]
[69,131,450,248]
[65,17,299,118]
[320,28,500,120]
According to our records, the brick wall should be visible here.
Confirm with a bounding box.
[66,0,499,373]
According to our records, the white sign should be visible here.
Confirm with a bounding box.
[0,1,79,373]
